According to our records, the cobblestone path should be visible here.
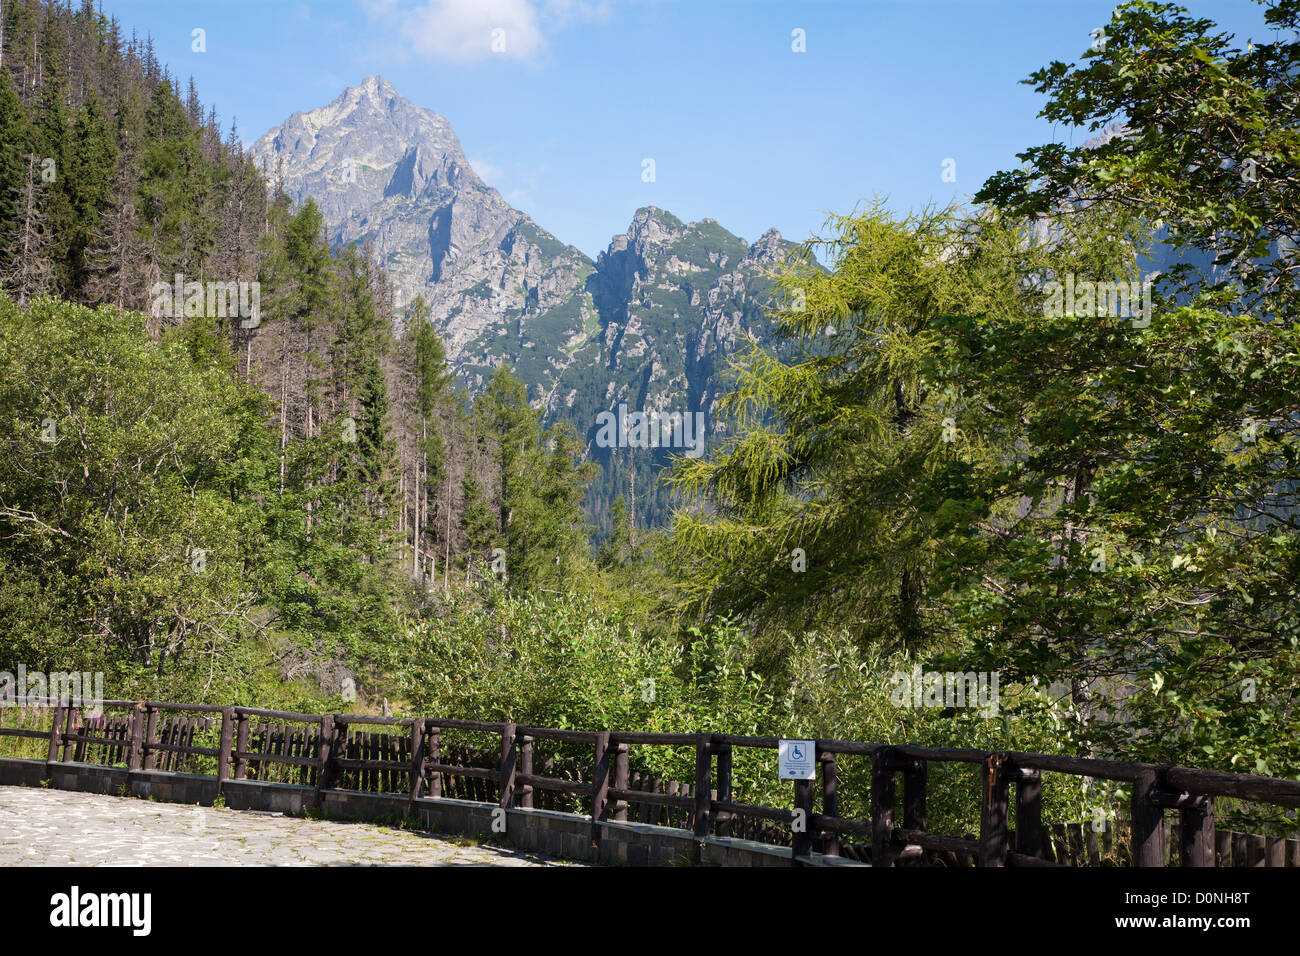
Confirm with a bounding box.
[0,785,576,866]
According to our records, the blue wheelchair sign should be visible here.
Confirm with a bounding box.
[778,739,815,780]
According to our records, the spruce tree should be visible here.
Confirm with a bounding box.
[0,71,29,292]
[408,296,453,583]
[64,94,116,297]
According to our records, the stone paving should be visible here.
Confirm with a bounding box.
[0,785,577,866]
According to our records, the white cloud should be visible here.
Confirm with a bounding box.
[364,0,608,64]
[413,0,542,62]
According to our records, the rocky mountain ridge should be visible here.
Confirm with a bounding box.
[250,76,798,527]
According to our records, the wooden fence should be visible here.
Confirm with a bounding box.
[3,698,1299,866]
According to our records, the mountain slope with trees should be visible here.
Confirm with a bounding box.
[250,78,801,534]
[1,0,1296,833]
[0,0,601,705]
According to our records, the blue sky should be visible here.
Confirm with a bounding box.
[100,0,1272,258]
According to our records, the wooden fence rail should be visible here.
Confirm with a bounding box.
[3,698,1299,866]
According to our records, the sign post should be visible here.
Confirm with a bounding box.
[779,739,815,780]
[781,739,817,864]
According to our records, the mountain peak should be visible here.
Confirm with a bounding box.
[250,77,473,226]
[747,227,786,262]
[605,206,678,250]
[359,73,396,94]
[632,205,683,227]
[343,74,401,109]
[251,78,789,436]
[251,77,590,359]
[312,74,419,126]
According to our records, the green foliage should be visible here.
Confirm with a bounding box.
[459,475,495,574]
[0,295,273,696]
[472,367,598,592]
[964,0,1300,775]
[596,495,631,570]
[0,72,31,290]
[4,0,1298,843]
[668,201,1037,654]
[932,289,1300,774]
[398,587,1089,834]
[668,194,1300,778]
[974,0,1300,318]
[663,1,1300,786]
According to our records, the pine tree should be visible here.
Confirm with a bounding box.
[474,367,596,592]
[9,151,53,304]
[597,494,630,569]
[30,82,73,293]
[63,93,116,297]
[0,70,29,291]
[409,296,453,584]
[459,475,495,582]
[83,99,144,310]
[354,357,401,560]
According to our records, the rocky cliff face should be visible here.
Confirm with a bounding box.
[251,77,797,526]
[553,207,790,424]
[250,75,594,360]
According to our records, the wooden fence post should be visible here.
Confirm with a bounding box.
[1131,769,1165,867]
[902,756,927,865]
[612,742,629,822]
[978,752,1010,867]
[126,702,144,772]
[428,725,442,798]
[714,742,733,838]
[1013,767,1045,860]
[518,734,534,809]
[1246,834,1266,867]
[406,718,426,817]
[72,708,88,763]
[818,747,840,857]
[871,747,897,867]
[1181,796,1214,867]
[314,714,336,807]
[61,707,78,763]
[498,722,517,810]
[216,706,234,794]
[233,712,250,780]
[692,734,712,840]
[46,705,65,764]
[142,705,158,771]
[591,730,611,847]
[1214,828,1232,866]
[792,778,814,864]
